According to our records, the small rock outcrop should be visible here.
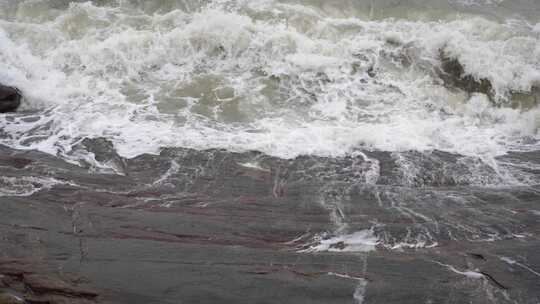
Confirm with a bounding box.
[0,84,21,113]
[438,51,493,98]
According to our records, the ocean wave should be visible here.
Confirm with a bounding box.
[0,0,538,163]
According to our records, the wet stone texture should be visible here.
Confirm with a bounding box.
[0,141,539,303]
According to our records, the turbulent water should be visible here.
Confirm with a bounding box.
[0,0,539,166]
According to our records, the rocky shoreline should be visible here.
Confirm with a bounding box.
[0,141,539,303]
[1,0,540,302]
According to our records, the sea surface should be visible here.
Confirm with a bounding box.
[0,1,540,303]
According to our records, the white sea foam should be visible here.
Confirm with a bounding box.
[434,261,485,279]
[0,0,538,167]
[301,230,379,253]
[0,176,64,197]
[500,256,540,277]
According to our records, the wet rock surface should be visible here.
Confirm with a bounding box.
[0,142,539,303]
[0,292,24,304]
[0,85,21,113]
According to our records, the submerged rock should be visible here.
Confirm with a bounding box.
[438,50,493,98]
[438,50,540,108]
[0,84,21,113]
[511,86,540,109]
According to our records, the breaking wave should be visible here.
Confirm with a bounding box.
[0,0,538,163]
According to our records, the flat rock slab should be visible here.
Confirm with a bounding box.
[0,143,539,303]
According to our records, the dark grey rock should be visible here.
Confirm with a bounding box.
[0,85,21,113]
